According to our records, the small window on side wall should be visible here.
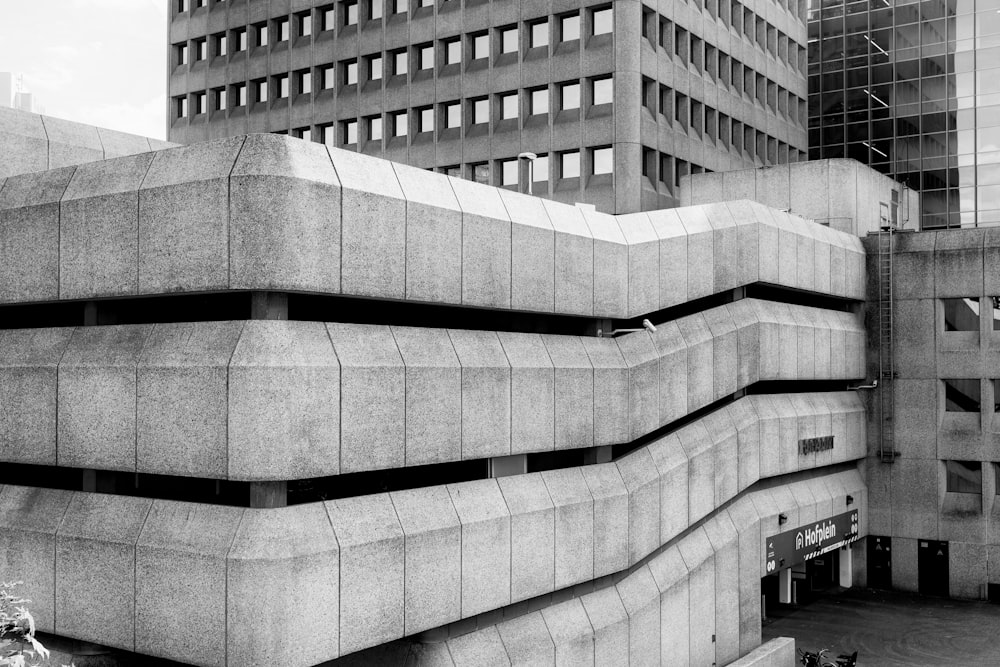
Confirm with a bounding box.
[943,297,980,332]
[992,296,1000,330]
[946,460,981,494]
[944,378,980,412]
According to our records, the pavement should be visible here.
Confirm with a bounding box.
[762,587,1000,666]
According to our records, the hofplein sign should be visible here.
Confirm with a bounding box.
[799,435,834,455]
[764,510,859,573]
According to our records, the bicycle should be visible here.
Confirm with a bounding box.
[799,648,858,667]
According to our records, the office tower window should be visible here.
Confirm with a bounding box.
[297,70,312,95]
[176,43,189,66]
[214,88,226,111]
[944,298,980,331]
[529,20,549,48]
[344,59,358,85]
[368,116,383,141]
[345,2,358,25]
[194,0,205,7]
[178,0,189,12]
[944,379,981,412]
[320,6,334,30]
[278,18,290,42]
[499,92,518,120]
[393,0,407,14]
[322,124,335,145]
[560,151,580,179]
[593,76,613,106]
[659,84,671,116]
[660,153,672,186]
[322,65,335,89]
[499,25,518,54]
[417,107,434,133]
[559,82,580,110]
[368,55,383,81]
[343,119,358,145]
[560,13,580,42]
[441,165,461,177]
[530,87,549,115]
[216,34,227,57]
[642,147,655,178]
[946,461,982,494]
[195,39,207,61]
[295,127,311,141]
[277,75,289,99]
[592,6,613,35]
[392,49,408,75]
[255,23,268,47]
[500,159,518,187]
[176,96,188,118]
[298,12,312,36]
[370,0,383,20]
[234,28,247,52]
[471,163,489,184]
[471,97,489,125]
[533,154,549,185]
[417,0,432,7]
[255,79,268,103]
[471,32,489,60]
[444,101,461,128]
[444,38,461,65]
[234,82,246,107]
[992,297,1000,330]
[592,146,613,175]
[391,110,408,137]
[418,44,434,70]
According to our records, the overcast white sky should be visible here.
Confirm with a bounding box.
[0,0,167,139]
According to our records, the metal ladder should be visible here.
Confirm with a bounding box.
[877,225,896,463]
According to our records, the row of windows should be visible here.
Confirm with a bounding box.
[943,297,1000,332]
[945,460,1000,495]
[173,75,614,120]
[641,3,806,77]
[172,6,612,69]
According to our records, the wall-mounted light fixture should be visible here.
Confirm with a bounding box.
[778,513,788,525]
[846,495,854,506]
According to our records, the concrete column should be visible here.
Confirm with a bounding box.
[583,445,613,465]
[251,291,289,320]
[778,568,792,604]
[839,546,853,588]
[489,454,527,478]
[250,481,288,509]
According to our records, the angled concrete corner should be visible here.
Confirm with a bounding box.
[330,147,407,299]
[230,134,341,293]
[97,126,154,159]
[0,106,48,177]
[581,463,629,578]
[580,336,629,447]
[227,320,340,480]
[60,152,155,299]
[497,473,555,603]
[328,323,405,473]
[227,503,339,667]
[389,486,461,635]
[647,432,690,544]
[500,188,555,313]
[705,201,739,295]
[617,447,661,565]
[616,565,661,666]
[496,611,555,666]
[135,501,244,667]
[137,321,244,478]
[449,176,512,309]
[0,486,73,631]
[55,493,153,650]
[395,162,462,304]
[581,207,628,318]
[580,586,629,666]
[726,200,761,287]
[497,332,555,455]
[448,329,512,460]
[0,166,75,302]
[616,212,659,318]
[616,331,660,440]
[138,136,245,294]
[651,321,688,425]
[677,205,715,300]
[447,479,512,617]
[677,313,714,412]
[0,328,74,465]
[542,468,595,588]
[647,208,689,309]
[391,326,462,466]
[327,494,403,658]
[42,115,103,169]
[540,598,595,666]
[541,335,595,450]
[543,199,594,316]
[58,324,153,471]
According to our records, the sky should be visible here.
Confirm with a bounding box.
[0,0,167,139]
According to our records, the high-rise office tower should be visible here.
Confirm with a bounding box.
[808,0,1000,229]
[167,0,810,213]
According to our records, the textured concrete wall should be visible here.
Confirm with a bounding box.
[0,302,864,477]
[0,134,866,310]
[0,398,865,664]
[0,107,176,179]
[410,470,865,667]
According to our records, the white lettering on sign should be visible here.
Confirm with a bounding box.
[794,520,837,550]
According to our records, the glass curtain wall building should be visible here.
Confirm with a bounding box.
[808,0,1000,229]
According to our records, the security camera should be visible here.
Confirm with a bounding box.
[642,319,657,333]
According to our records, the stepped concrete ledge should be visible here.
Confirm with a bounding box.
[0,401,864,666]
[0,106,176,179]
[0,133,866,313]
[0,301,864,478]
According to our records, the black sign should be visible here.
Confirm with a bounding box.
[799,435,834,455]
[765,510,859,574]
